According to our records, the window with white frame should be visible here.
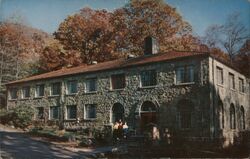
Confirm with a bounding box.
[239,78,244,93]
[229,73,235,89]
[35,84,44,97]
[111,74,125,89]
[140,70,157,87]
[9,88,18,100]
[49,106,60,120]
[176,66,194,84]
[21,86,30,99]
[51,82,61,95]
[85,78,97,93]
[66,105,77,119]
[84,104,96,119]
[67,80,78,94]
[216,67,223,85]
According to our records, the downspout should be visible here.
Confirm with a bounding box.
[211,57,216,140]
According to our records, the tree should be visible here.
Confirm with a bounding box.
[55,8,120,64]
[0,22,51,108]
[234,40,250,77]
[110,0,193,55]
[203,13,250,61]
[55,0,197,63]
[38,39,82,72]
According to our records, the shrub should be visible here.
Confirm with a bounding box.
[12,104,35,129]
[0,104,34,129]
[0,109,15,125]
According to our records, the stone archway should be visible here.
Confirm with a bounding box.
[111,103,124,123]
[140,101,158,131]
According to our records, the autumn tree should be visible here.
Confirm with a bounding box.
[0,22,50,95]
[55,8,120,64]
[110,0,194,55]
[38,39,82,72]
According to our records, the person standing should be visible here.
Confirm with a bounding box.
[123,122,129,139]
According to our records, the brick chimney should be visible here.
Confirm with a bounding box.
[144,36,159,55]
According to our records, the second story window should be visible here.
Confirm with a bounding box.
[176,66,194,84]
[22,86,30,99]
[9,88,18,100]
[229,73,235,89]
[67,80,78,94]
[111,74,125,90]
[85,78,97,93]
[35,84,44,97]
[51,82,61,95]
[216,67,223,85]
[239,78,244,93]
[140,70,157,87]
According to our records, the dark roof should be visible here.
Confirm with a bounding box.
[7,51,208,85]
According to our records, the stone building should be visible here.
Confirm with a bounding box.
[6,39,250,147]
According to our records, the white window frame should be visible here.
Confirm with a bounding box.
[84,104,97,120]
[66,80,78,95]
[35,84,45,97]
[85,78,97,93]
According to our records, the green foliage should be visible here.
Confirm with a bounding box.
[12,104,35,128]
[0,104,35,129]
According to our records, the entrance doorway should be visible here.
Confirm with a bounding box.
[111,103,124,123]
[140,101,157,131]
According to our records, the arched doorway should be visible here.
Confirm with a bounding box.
[140,101,157,131]
[111,103,124,123]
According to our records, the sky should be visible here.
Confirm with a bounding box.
[0,0,249,36]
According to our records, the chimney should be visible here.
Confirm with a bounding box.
[91,61,98,65]
[127,54,135,59]
[144,36,159,55]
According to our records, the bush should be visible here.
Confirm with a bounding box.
[0,109,15,125]
[0,104,34,129]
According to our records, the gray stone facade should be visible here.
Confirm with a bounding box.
[6,54,250,147]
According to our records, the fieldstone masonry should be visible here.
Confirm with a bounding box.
[6,54,249,147]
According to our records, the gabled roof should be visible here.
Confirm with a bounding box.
[7,51,208,85]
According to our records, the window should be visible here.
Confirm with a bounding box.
[218,101,224,129]
[9,88,18,100]
[111,74,125,89]
[84,104,96,119]
[240,106,245,130]
[216,67,223,85]
[176,66,194,84]
[229,73,235,89]
[67,80,78,94]
[177,100,193,129]
[36,107,44,119]
[35,84,44,97]
[140,70,157,87]
[239,78,244,93]
[85,78,97,92]
[67,105,77,119]
[230,104,236,129]
[49,106,60,120]
[21,86,30,98]
[51,82,61,95]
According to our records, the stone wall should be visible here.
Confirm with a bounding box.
[7,55,249,144]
